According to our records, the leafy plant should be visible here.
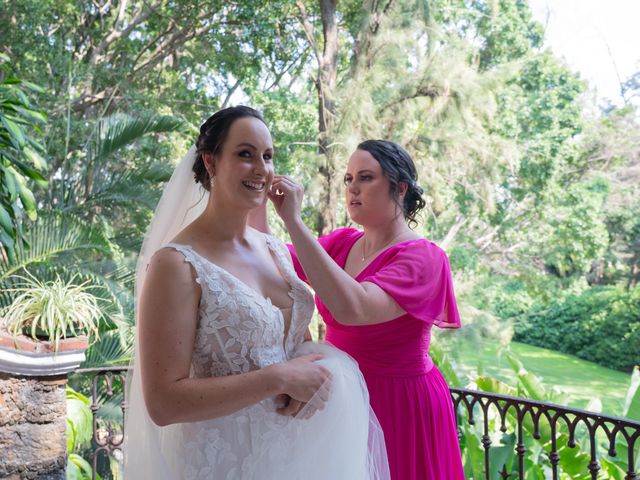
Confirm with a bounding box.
[67,385,93,452]
[67,385,99,480]
[513,286,640,372]
[434,347,640,479]
[0,53,48,258]
[1,271,102,349]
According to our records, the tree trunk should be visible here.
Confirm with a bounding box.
[297,0,339,339]
[315,0,339,239]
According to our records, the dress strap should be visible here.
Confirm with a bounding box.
[164,242,206,283]
[264,236,297,284]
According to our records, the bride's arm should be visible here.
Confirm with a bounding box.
[138,249,329,426]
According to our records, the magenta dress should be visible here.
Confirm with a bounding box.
[289,228,464,480]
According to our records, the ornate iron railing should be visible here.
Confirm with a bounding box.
[450,387,640,480]
[74,368,640,479]
[74,367,129,477]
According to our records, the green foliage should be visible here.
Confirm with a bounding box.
[66,385,98,480]
[0,54,48,257]
[624,367,640,421]
[514,286,640,372]
[66,385,93,452]
[67,454,95,480]
[0,211,116,289]
[253,90,318,174]
[434,348,639,478]
[474,0,544,70]
[0,2,635,478]
[535,179,610,278]
[1,271,102,349]
[495,51,585,200]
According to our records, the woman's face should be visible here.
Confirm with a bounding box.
[207,117,274,210]
[344,149,400,226]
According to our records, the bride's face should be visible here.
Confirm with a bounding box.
[210,117,275,210]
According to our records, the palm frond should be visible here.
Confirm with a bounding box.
[81,163,173,214]
[0,212,115,283]
[82,331,133,369]
[93,114,191,164]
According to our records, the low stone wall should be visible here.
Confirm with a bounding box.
[0,373,67,479]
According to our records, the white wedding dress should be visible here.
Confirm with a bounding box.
[122,146,388,479]
[123,236,389,479]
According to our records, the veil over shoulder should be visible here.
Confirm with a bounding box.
[122,146,389,479]
[123,146,206,479]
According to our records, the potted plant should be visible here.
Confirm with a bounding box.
[0,272,103,478]
[0,271,102,376]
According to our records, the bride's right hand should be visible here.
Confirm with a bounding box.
[273,353,332,405]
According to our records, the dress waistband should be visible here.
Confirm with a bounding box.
[326,329,434,377]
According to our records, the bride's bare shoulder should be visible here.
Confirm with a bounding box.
[147,247,192,278]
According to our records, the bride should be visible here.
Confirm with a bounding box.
[123,106,389,479]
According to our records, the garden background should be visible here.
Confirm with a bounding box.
[1,0,638,478]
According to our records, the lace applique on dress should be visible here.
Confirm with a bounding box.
[164,236,315,478]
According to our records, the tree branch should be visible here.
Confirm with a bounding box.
[221,79,241,108]
[89,1,162,66]
[351,0,396,75]
[440,215,467,250]
[295,1,321,66]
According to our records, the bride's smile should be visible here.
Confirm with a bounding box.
[242,179,266,191]
[203,117,275,210]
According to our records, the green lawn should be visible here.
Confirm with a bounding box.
[448,338,632,416]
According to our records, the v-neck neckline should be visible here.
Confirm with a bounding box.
[342,231,425,279]
[168,238,293,312]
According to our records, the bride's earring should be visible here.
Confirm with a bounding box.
[207,165,215,188]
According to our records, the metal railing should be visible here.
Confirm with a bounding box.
[74,368,640,479]
[450,387,639,480]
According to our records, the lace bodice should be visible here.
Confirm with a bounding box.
[166,235,314,379]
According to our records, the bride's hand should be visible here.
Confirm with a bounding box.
[276,396,304,416]
[268,175,304,225]
[277,398,325,420]
[275,353,332,406]
[276,395,330,419]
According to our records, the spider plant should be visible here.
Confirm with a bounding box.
[1,271,102,350]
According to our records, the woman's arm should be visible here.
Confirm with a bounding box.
[139,249,330,426]
[269,177,405,326]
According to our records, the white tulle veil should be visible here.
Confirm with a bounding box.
[122,146,205,478]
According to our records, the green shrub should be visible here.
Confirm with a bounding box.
[513,286,640,372]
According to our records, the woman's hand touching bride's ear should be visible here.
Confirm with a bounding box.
[268,175,304,225]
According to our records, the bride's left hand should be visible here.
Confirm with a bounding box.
[276,395,305,416]
[276,384,331,419]
[268,175,304,224]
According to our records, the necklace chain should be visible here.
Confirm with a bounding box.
[361,231,406,262]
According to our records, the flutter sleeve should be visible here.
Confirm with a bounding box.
[286,228,359,283]
[361,241,461,328]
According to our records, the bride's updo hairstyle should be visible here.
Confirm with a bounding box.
[356,140,426,228]
[193,105,265,191]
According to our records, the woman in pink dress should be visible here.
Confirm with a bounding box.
[267,140,465,479]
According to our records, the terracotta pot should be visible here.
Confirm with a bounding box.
[0,330,89,376]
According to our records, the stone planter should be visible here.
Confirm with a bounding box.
[0,332,89,377]
[0,331,89,479]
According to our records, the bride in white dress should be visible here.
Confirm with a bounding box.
[123,106,389,479]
